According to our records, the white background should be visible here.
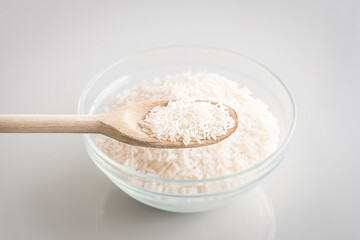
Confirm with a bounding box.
[0,0,359,239]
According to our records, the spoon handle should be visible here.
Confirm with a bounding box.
[0,114,102,133]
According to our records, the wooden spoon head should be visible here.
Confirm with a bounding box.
[99,99,238,149]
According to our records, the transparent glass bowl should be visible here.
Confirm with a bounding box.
[78,45,296,213]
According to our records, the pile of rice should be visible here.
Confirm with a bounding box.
[139,100,236,145]
[96,72,280,180]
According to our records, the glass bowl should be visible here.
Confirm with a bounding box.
[78,45,296,213]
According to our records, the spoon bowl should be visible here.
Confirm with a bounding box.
[100,99,238,148]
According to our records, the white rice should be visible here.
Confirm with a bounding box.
[139,100,236,145]
[96,72,280,180]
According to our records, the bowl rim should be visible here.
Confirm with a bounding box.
[78,45,297,184]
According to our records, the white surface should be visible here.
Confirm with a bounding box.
[0,0,359,239]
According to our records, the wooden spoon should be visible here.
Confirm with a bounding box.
[0,100,238,148]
